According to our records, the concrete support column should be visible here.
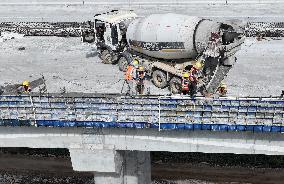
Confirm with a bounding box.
[69,147,151,184]
[94,173,123,184]
[94,151,151,184]
[124,150,151,184]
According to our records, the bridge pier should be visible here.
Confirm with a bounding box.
[69,148,151,184]
[94,151,151,184]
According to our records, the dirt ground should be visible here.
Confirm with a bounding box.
[1,153,284,184]
[152,163,284,184]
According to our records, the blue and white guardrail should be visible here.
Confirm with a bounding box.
[0,94,283,133]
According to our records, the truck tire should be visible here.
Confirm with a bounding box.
[118,57,129,72]
[101,50,113,64]
[152,70,168,88]
[169,77,181,94]
[82,31,95,43]
[118,52,132,72]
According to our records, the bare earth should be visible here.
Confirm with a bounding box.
[1,153,284,184]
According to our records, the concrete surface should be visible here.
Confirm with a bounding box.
[0,1,283,183]
[0,127,284,155]
[1,125,284,183]
[94,151,151,184]
[70,148,122,172]
[0,37,283,96]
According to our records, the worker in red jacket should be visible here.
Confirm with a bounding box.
[181,72,190,95]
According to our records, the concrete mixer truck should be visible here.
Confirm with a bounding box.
[82,10,245,94]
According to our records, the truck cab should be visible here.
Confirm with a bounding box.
[82,10,137,63]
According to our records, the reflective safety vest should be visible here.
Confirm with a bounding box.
[125,65,135,80]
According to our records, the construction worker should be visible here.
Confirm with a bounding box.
[218,81,227,96]
[17,80,31,94]
[181,72,190,95]
[188,61,203,97]
[122,58,139,94]
[134,65,146,95]
[125,58,139,80]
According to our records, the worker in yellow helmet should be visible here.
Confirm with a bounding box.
[186,61,203,97]
[122,58,140,95]
[17,80,32,94]
[218,81,227,96]
[125,59,138,81]
[134,65,146,95]
[132,59,139,68]
[181,72,190,95]
[136,65,146,79]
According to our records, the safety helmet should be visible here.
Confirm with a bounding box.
[132,59,139,67]
[220,82,227,88]
[138,65,145,71]
[22,80,30,86]
[182,72,189,78]
[194,61,203,70]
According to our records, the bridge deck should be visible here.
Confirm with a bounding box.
[0,94,283,133]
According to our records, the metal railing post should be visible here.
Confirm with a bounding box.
[29,95,37,126]
[158,96,161,131]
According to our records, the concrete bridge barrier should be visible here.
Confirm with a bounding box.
[0,94,283,132]
[0,93,283,183]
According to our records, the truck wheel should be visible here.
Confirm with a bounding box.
[152,70,168,88]
[101,50,113,64]
[169,77,181,94]
[82,32,95,43]
[118,56,129,72]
